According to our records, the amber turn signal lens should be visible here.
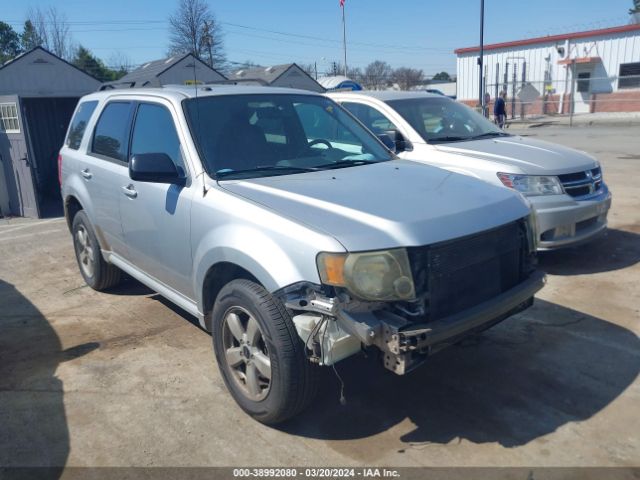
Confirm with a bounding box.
[317,253,347,286]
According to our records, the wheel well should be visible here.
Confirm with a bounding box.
[202,262,259,331]
[64,196,83,231]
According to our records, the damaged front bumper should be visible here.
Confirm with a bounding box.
[281,270,546,375]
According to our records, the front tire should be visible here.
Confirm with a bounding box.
[72,210,121,291]
[212,279,318,424]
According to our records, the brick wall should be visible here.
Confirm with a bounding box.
[590,90,640,113]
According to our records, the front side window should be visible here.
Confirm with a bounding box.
[131,103,185,173]
[66,101,98,150]
[342,102,398,134]
[91,102,132,162]
[0,103,20,133]
[387,97,506,143]
[183,94,392,179]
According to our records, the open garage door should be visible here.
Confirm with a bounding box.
[21,97,79,218]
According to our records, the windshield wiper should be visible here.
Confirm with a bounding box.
[428,136,470,143]
[311,159,379,170]
[468,131,510,139]
[216,165,317,178]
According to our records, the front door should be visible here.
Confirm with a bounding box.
[0,95,39,218]
[119,101,194,297]
[574,70,592,114]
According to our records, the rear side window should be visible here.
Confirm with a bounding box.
[91,102,132,162]
[130,103,184,171]
[66,101,98,149]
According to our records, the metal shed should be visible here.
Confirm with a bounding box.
[101,54,226,89]
[0,47,101,218]
[228,64,325,92]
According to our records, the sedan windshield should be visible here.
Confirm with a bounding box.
[183,94,393,179]
[387,97,509,144]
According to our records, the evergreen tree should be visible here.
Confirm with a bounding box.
[0,21,22,64]
[20,20,43,51]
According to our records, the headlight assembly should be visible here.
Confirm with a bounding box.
[497,172,564,196]
[317,249,415,301]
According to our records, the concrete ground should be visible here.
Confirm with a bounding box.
[0,125,638,468]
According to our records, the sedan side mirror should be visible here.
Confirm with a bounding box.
[130,153,186,185]
[384,129,413,153]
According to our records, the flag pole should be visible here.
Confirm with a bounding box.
[342,1,347,76]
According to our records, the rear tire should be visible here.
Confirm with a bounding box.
[212,279,319,424]
[72,210,121,291]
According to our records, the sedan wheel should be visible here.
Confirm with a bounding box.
[75,225,95,278]
[222,306,271,401]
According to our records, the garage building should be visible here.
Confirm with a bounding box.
[0,47,101,218]
[455,23,640,115]
[103,53,226,89]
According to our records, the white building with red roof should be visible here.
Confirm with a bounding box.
[455,23,640,115]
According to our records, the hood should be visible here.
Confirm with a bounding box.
[219,160,530,251]
[433,135,598,175]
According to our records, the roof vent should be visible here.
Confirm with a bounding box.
[164,56,175,64]
[265,66,275,73]
[142,62,151,69]
[236,70,245,77]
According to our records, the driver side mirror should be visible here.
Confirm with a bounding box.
[376,133,396,153]
[130,153,186,185]
[384,129,413,153]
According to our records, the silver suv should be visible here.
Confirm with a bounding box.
[60,86,545,424]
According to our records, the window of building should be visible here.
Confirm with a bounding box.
[91,102,132,162]
[577,72,591,93]
[0,103,20,133]
[66,101,98,150]
[131,103,185,173]
[619,62,640,89]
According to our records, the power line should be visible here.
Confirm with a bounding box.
[5,18,454,53]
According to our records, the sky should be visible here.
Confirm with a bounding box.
[3,0,635,76]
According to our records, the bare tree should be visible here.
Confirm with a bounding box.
[108,51,133,73]
[297,63,317,78]
[26,7,49,50]
[392,67,424,90]
[363,60,393,90]
[168,0,226,69]
[25,6,72,59]
[48,7,71,59]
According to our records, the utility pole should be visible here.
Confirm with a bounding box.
[478,0,485,110]
[342,2,348,76]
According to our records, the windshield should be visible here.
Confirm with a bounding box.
[386,97,508,144]
[183,94,393,179]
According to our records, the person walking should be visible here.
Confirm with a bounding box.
[483,92,491,118]
[494,90,507,128]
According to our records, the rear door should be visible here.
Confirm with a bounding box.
[83,100,134,256]
[0,95,39,217]
[118,100,194,296]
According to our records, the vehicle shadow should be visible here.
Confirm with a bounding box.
[280,299,640,448]
[539,227,640,275]
[0,279,81,475]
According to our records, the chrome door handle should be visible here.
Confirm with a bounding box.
[81,168,92,179]
[121,184,138,198]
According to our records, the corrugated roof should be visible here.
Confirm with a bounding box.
[455,23,640,54]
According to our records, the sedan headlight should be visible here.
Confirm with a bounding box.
[497,173,564,196]
[317,249,415,301]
